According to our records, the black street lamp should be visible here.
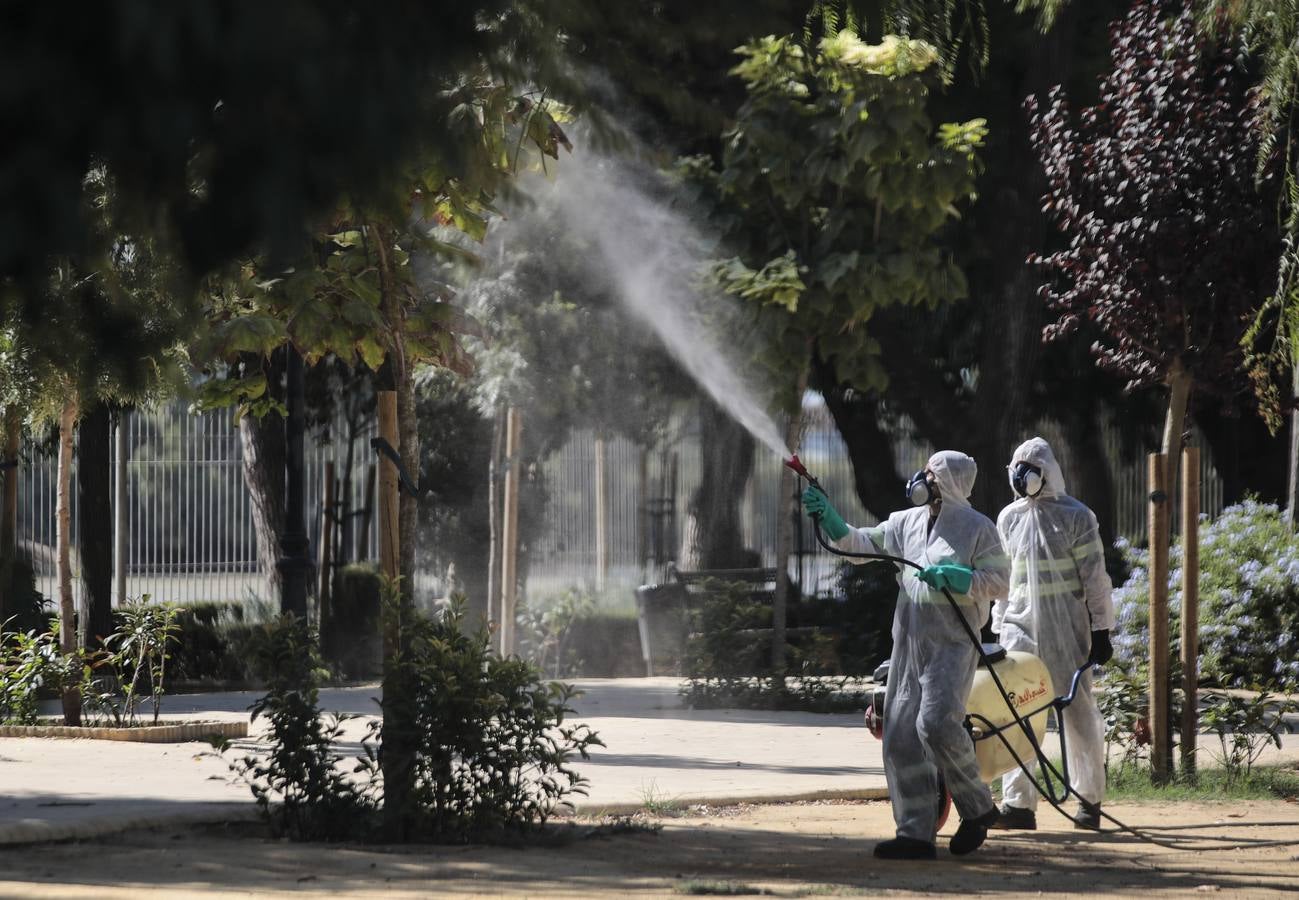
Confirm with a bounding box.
[278,345,311,618]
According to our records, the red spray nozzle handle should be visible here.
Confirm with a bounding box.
[784,454,822,491]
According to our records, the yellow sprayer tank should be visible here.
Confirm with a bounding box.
[966,651,1055,783]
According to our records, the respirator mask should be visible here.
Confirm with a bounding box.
[906,470,938,507]
[1009,461,1044,499]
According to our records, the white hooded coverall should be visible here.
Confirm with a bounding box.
[836,451,1009,842]
[995,437,1114,812]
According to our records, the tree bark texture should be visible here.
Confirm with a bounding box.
[683,397,756,570]
[238,349,287,604]
[78,400,114,649]
[0,407,20,620]
[57,394,81,725]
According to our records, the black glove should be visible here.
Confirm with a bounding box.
[1089,629,1113,666]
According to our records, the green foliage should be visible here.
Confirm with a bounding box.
[166,602,260,684]
[87,597,181,727]
[194,85,573,413]
[517,588,596,679]
[377,596,603,839]
[0,557,52,636]
[321,564,384,681]
[1105,762,1299,802]
[222,615,374,842]
[0,626,84,725]
[224,588,605,844]
[1201,687,1299,783]
[696,29,984,400]
[1213,0,1299,430]
[1096,665,1150,778]
[1111,500,1299,686]
[681,580,870,712]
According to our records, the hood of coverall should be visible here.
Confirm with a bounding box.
[926,450,977,509]
[1010,436,1067,499]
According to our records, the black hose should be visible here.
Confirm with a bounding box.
[804,509,1299,851]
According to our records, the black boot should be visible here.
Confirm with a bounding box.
[989,804,1036,831]
[873,836,938,860]
[1073,801,1102,830]
[950,807,999,856]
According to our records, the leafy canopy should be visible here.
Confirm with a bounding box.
[697,30,985,398]
[1027,0,1278,405]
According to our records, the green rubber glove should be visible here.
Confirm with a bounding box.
[801,487,849,541]
[917,563,974,595]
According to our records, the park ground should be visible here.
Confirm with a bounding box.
[1,798,1298,898]
[1,678,1297,897]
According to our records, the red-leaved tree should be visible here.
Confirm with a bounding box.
[1026,0,1278,501]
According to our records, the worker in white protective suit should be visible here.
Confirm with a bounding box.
[991,437,1114,831]
[802,450,1009,860]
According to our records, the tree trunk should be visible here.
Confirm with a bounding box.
[683,397,756,569]
[1057,403,1118,550]
[1161,360,1193,516]
[961,11,1081,514]
[238,349,287,604]
[57,393,81,725]
[1288,363,1299,529]
[0,408,20,621]
[78,400,114,649]
[485,402,506,630]
[397,371,420,607]
[815,355,906,520]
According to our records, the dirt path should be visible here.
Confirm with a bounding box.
[1,798,1297,898]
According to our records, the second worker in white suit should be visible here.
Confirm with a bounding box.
[991,437,1114,831]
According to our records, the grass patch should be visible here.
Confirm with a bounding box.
[641,781,686,817]
[995,760,1299,805]
[675,881,772,896]
[1104,763,1299,803]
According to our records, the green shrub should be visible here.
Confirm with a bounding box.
[379,596,603,839]
[220,615,374,841]
[167,602,258,683]
[0,626,84,724]
[680,580,869,713]
[85,598,180,726]
[221,593,602,843]
[1202,687,1299,783]
[1111,500,1299,686]
[0,556,53,635]
[321,563,382,679]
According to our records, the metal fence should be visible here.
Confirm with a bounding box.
[16,403,379,610]
[13,395,1225,614]
[526,397,1226,605]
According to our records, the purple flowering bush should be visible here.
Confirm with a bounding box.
[1110,500,1299,688]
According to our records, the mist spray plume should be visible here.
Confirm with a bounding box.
[492,146,791,459]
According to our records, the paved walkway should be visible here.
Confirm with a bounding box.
[1,677,1295,844]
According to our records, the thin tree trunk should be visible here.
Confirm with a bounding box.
[1161,360,1192,518]
[1288,363,1299,529]
[684,397,756,569]
[78,400,114,649]
[486,402,506,630]
[0,408,20,620]
[57,393,81,725]
[238,350,287,604]
[397,371,420,607]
